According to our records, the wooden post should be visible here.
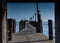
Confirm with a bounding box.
[0,0,7,43]
[7,19,13,41]
[48,20,53,40]
[13,19,16,33]
[19,20,23,31]
[23,20,25,30]
[19,20,25,31]
[36,3,43,33]
[36,14,43,33]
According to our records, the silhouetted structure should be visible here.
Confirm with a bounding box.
[48,20,53,40]
[29,3,43,33]
[36,3,43,33]
[0,0,55,43]
[7,19,16,41]
[13,19,16,33]
[0,0,7,43]
[29,21,37,27]
[19,20,25,31]
[7,19,13,41]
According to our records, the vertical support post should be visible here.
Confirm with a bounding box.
[48,20,53,40]
[13,19,16,33]
[0,0,7,43]
[40,20,43,33]
[7,19,13,41]
[36,3,43,33]
[19,20,25,31]
[55,3,60,43]
[19,20,23,31]
[37,14,40,33]
[36,14,43,33]
[19,20,21,31]
[24,20,25,28]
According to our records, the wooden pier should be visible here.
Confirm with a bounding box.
[8,23,53,43]
[0,0,55,43]
[7,2,54,43]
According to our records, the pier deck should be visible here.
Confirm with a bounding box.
[8,33,53,43]
[8,23,53,43]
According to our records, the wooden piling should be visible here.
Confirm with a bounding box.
[0,0,7,43]
[7,19,13,41]
[48,20,53,40]
[36,3,43,33]
[36,14,43,33]
[13,19,16,33]
[19,20,25,31]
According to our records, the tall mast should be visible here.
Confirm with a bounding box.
[36,2,43,33]
[36,2,41,22]
[36,3,40,15]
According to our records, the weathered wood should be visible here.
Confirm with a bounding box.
[8,33,53,43]
[48,20,53,40]
[8,22,53,43]
[19,20,25,31]
[13,19,16,33]
[0,0,7,43]
[7,19,13,41]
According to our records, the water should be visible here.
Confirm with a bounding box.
[42,22,55,43]
[42,22,55,37]
[16,22,19,32]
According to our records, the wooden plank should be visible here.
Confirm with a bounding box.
[8,33,53,43]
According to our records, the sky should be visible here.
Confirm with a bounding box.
[7,3,55,22]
